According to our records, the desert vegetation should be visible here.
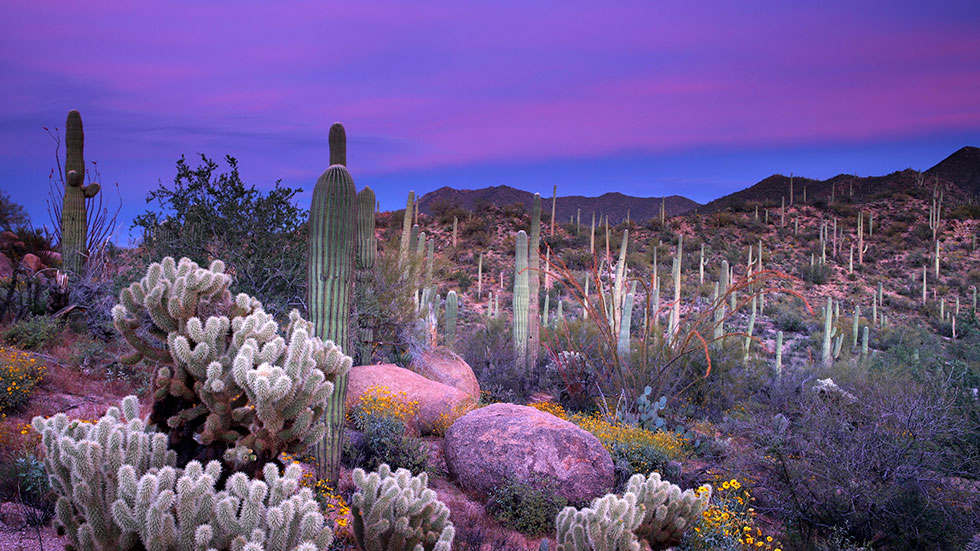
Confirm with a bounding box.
[1,113,980,551]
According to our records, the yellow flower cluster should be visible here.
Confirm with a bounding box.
[529,401,686,460]
[432,400,476,436]
[686,477,782,551]
[349,385,420,429]
[0,413,39,459]
[0,347,45,412]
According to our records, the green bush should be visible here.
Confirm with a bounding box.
[486,477,567,535]
[2,315,62,350]
[607,440,672,491]
[344,411,428,475]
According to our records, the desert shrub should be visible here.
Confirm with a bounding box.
[739,369,979,550]
[801,261,831,285]
[606,440,672,490]
[430,200,469,224]
[486,477,567,535]
[345,386,427,475]
[0,348,45,412]
[9,454,55,526]
[132,154,307,319]
[460,316,523,402]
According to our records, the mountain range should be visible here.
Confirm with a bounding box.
[416,146,979,221]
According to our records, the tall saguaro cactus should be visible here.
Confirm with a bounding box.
[356,186,378,364]
[513,230,530,375]
[308,122,356,485]
[528,193,542,376]
[62,110,101,275]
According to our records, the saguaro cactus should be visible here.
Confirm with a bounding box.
[308,122,357,484]
[529,193,542,374]
[444,290,458,347]
[356,186,378,363]
[399,191,415,268]
[62,110,101,275]
[514,230,530,374]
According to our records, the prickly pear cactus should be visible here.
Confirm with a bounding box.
[351,464,455,551]
[111,256,350,477]
[62,109,101,275]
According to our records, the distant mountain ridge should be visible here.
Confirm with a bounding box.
[418,185,699,225]
[700,145,980,213]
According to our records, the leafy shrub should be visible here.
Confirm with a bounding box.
[11,454,55,526]
[2,315,62,350]
[0,347,45,411]
[606,440,672,490]
[132,154,307,319]
[486,477,567,535]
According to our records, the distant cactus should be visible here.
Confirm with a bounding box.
[308,122,357,483]
[61,109,101,275]
[399,191,416,268]
[351,464,455,551]
[444,290,458,347]
[514,230,530,373]
[112,257,350,476]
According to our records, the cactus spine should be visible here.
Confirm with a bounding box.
[357,186,378,364]
[62,110,101,275]
[308,122,356,484]
[513,230,530,374]
[529,193,542,375]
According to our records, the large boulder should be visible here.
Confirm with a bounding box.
[444,403,614,504]
[21,253,42,274]
[346,363,474,435]
[410,346,480,402]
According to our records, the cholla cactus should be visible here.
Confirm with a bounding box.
[111,256,351,475]
[554,473,710,551]
[32,396,176,551]
[555,493,645,551]
[112,460,333,551]
[351,464,455,551]
[628,472,711,548]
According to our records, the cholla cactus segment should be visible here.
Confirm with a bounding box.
[112,257,350,476]
[351,464,455,551]
[554,493,645,551]
[626,472,711,548]
[32,396,176,551]
[112,460,333,551]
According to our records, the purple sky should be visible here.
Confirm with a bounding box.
[2,1,979,243]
